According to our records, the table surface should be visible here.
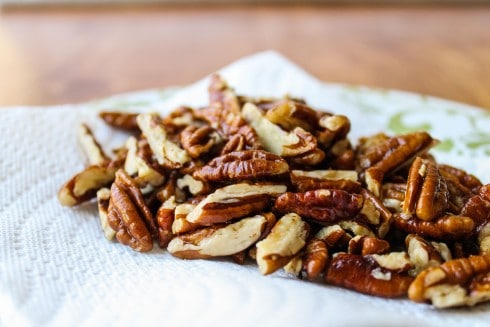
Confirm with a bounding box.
[1,5,489,110]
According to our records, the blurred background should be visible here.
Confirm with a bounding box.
[0,1,489,108]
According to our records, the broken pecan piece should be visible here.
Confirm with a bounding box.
[180,125,220,159]
[348,235,390,256]
[325,253,414,298]
[77,124,110,166]
[303,238,329,280]
[96,187,116,240]
[290,170,361,193]
[274,189,363,224]
[406,234,450,276]
[99,111,139,131]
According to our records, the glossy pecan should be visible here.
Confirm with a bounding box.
[99,111,139,131]
[439,164,482,194]
[408,254,490,307]
[316,114,351,149]
[393,213,474,241]
[274,189,363,224]
[186,183,287,226]
[107,170,156,252]
[348,235,390,256]
[315,225,352,250]
[325,253,414,298]
[360,189,392,238]
[264,99,320,132]
[402,157,448,221]
[461,184,490,234]
[303,238,329,280]
[194,150,289,182]
[290,170,361,193]
[180,125,220,159]
[405,234,450,276]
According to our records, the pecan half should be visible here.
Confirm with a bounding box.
[393,213,474,241]
[290,170,361,193]
[408,254,490,307]
[99,111,139,131]
[303,238,329,280]
[194,150,289,182]
[107,170,156,252]
[274,189,363,224]
[402,157,448,221]
[167,214,269,259]
[325,253,414,298]
[186,183,287,226]
[256,213,309,275]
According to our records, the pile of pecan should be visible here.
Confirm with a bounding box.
[58,74,490,309]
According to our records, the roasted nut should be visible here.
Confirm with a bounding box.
[172,202,199,234]
[360,189,392,238]
[274,189,363,224]
[242,103,317,157]
[186,183,287,226]
[194,150,289,182]
[348,235,390,256]
[180,125,220,159]
[439,164,482,194]
[290,169,361,193]
[303,238,329,280]
[338,220,375,237]
[287,148,325,167]
[461,184,490,233]
[155,196,176,248]
[315,225,351,250]
[167,214,269,259]
[256,213,309,275]
[316,114,351,149]
[107,170,156,252]
[155,172,186,203]
[99,111,139,131]
[58,165,117,207]
[325,253,414,298]
[162,106,196,132]
[96,187,116,240]
[136,113,191,168]
[408,254,490,307]
[220,134,246,154]
[369,252,413,272]
[402,157,448,221]
[77,124,110,166]
[381,182,406,212]
[264,99,320,132]
[124,136,165,187]
[177,174,210,196]
[406,234,450,276]
[393,213,474,241]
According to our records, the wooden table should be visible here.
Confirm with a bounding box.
[1,5,489,110]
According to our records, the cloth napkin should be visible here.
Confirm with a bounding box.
[1,51,489,327]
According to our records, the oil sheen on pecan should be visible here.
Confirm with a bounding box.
[274,189,363,224]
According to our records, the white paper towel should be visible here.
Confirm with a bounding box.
[1,51,489,327]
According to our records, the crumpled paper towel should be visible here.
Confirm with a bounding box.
[1,51,489,327]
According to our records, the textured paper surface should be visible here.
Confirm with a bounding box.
[1,51,489,327]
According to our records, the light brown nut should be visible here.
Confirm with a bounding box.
[167,214,268,259]
[194,150,289,182]
[325,253,414,298]
[360,189,392,238]
[406,234,449,276]
[136,113,191,168]
[99,111,139,131]
[186,183,287,226]
[107,170,156,252]
[408,254,490,307]
[290,170,361,193]
[284,255,303,276]
[393,213,474,241]
[171,203,200,234]
[77,124,110,166]
[303,239,329,280]
[155,197,177,248]
[242,103,317,157]
[264,99,320,132]
[256,213,309,275]
[315,225,351,250]
[274,189,363,224]
[177,174,210,196]
[58,165,117,207]
[402,157,448,221]
[180,125,220,159]
[348,235,390,256]
[96,187,116,240]
[162,106,196,132]
[124,136,165,187]
[338,220,375,237]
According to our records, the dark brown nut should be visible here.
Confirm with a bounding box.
[359,132,438,196]
[348,235,390,256]
[393,213,474,241]
[402,157,448,221]
[155,197,176,248]
[231,251,247,265]
[186,183,287,226]
[180,125,220,159]
[136,113,191,168]
[242,103,317,157]
[99,111,139,131]
[461,184,490,234]
[303,239,329,280]
[408,254,490,307]
[256,213,309,275]
[439,164,483,194]
[124,136,165,187]
[171,202,200,234]
[58,165,117,207]
[264,99,320,132]
[325,253,414,298]
[107,170,156,252]
[315,225,352,250]
[316,114,351,149]
[406,234,450,276]
[360,189,392,238]
[440,167,476,213]
[258,212,277,241]
[274,189,363,224]
[77,124,110,166]
[194,150,289,182]
[167,214,269,259]
[96,187,116,240]
[290,170,361,193]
